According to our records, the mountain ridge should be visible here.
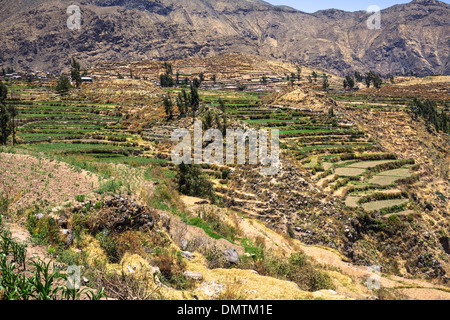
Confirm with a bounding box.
[0,0,448,76]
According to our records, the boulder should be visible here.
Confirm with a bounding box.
[224,248,240,264]
[180,239,189,251]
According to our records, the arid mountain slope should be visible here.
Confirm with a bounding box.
[0,0,448,76]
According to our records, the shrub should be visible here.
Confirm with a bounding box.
[27,214,62,246]
[153,249,193,290]
[176,164,216,203]
[75,195,86,202]
[387,215,402,229]
[95,179,123,195]
[357,191,408,205]
[115,231,145,258]
[240,251,335,292]
[96,229,120,263]
[203,245,229,269]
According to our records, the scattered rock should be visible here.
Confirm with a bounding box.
[51,206,63,213]
[57,216,68,229]
[60,229,74,249]
[181,251,195,261]
[183,271,203,281]
[35,213,44,220]
[194,281,225,300]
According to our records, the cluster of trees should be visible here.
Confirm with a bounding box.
[306,71,330,86]
[410,98,449,134]
[1,67,14,76]
[261,66,301,85]
[396,71,418,77]
[343,75,355,89]
[163,84,200,120]
[160,62,175,87]
[0,82,17,145]
[343,71,383,89]
[202,98,227,133]
[160,63,205,89]
[365,71,383,88]
[55,57,85,93]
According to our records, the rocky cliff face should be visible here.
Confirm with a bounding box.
[0,0,448,76]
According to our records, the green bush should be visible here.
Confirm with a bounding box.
[96,229,120,263]
[240,252,335,292]
[95,179,123,195]
[75,195,86,202]
[27,214,62,246]
[176,164,216,203]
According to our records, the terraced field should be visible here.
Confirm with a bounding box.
[328,94,412,112]
[220,95,418,216]
[3,84,174,198]
[11,95,145,158]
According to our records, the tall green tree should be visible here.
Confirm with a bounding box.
[0,103,11,145]
[261,75,267,84]
[163,62,172,75]
[190,84,200,122]
[344,75,355,89]
[163,94,173,120]
[0,81,10,145]
[7,104,17,145]
[192,77,201,88]
[0,81,7,101]
[296,66,302,80]
[354,71,363,82]
[322,76,329,91]
[70,57,82,88]
[372,73,383,88]
[160,73,174,87]
[176,89,189,116]
[217,98,227,134]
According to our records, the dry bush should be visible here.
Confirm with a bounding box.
[216,279,245,300]
[153,249,193,290]
[93,266,162,300]
[203,245,230,269]
[169,217,188,247]
[115,231,145,258]
[254,235,266,249]
[229,212,244,237]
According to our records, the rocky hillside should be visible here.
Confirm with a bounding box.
[0,0,448,76]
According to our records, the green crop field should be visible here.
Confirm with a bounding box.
[361,199,410,211]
